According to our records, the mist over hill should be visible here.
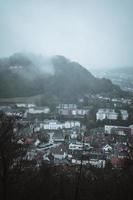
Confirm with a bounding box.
[0,53,126,103]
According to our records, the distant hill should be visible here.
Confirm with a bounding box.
[0,53,127,103]
[92,66,133,93]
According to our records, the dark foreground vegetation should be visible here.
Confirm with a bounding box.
[1,160,133,200]
[0,114,133,200]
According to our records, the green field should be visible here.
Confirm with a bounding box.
[0,94,43,104]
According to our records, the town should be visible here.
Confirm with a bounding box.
[1,94,133,169]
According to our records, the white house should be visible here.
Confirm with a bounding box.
[105,125,131,135]
[102,144,112,152]
[34,126,41,132]
[34,139,41,146]
[89,159,106,168]
[28,107,50,114]
[58,107,89,117]
[71,158,105,168]
[16,103,36,108]
[96,109,118,121]
[40,120,80,130]
[69,142,90,151]
[5,110,23,117]
[64,121,80,129]
[71,109,89,116]
[70,131,78,139]
[69,143,83,151]
[57,104,77,109]
[120,110,128,120]
[40,120,63,130]
[105,125,118,134]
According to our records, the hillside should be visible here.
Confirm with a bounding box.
[0,53,125,103]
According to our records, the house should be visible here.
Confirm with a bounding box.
[120,110,128,120]
[117,151,129,159]
[53,132,65,142]
[63,121,80,129]
[57,107,89,118]
[15,104,27,108]
[40,120,63,130]
[17,139,24,145]
[40,120,80,130]
[15,103,35,108]
[71,159,89,165]
[4,108,23,117]
[34,139,41,146]
[96,109,128,121]
[37,142,54,150]
[0,105,11,111]
[70,131,78,139]
[102,144,112,153]
[69,143,83,151]
[105,125,131,135]
[71,152,105,168]
[70,151,90,165]
[50,143,68,160]
[69,142,90,151]
[89,159,106,168]
[115,143,128,153]
[57,104,77,109]
[105,125,120,134]
[71,109,89,117]
[96,109,118,121]
[28,107,50,114]
[59,109,70,116]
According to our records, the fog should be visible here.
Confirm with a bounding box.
[0,0,133,70]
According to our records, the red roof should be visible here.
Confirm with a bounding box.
[111,157,123,167]
[24,138,34,145]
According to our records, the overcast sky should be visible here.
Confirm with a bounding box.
[0,0,133,69]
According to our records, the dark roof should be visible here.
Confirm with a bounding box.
[53,132,64,139]
[50,143,68,155]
